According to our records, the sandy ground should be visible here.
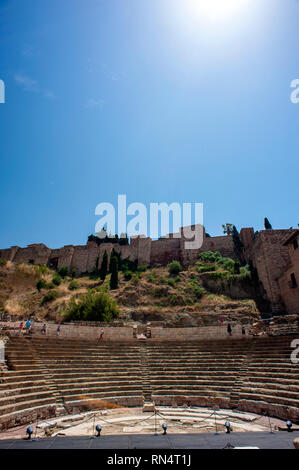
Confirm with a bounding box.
[0,406,286,439]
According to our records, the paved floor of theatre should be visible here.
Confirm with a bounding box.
[0,431,298,449]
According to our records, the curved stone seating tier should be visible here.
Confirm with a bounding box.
[0,335,298,430]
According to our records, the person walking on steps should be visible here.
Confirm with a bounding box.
[99,328,104,340]
[227,323,232,336]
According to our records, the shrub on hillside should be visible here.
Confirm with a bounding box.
[169,294,189,306]
[58,266,69,278]
[152,287,167,298]
[137,265,147,273]
[64,291,119,322]
[131,273,140,285]
[207,271,230,281]
[199,252,236,274]
[46,282,55,289]
[161,276,180,286]
[217,257,235,273]
[36,265,49,276]
[0,258,7,267]
[36,279,47,291]
[146,272,157,283]
[240,265,251,279]
[188,282,205,300]
[124,270,133,281]
[197,264,216,273]
[68,280,79,290]
[52,274,62,286]
[199,251,221,263]
[167,261,182,276]
[41,290,59,304]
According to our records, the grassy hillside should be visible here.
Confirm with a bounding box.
[0,254,260,326]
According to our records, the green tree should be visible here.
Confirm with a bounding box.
[222,223,233,236]
[109,256,119,290]
[264,218,272,230]
[99,251,108,281]
[234,260,241,274]
[64,290,119,322]
[71,268,77,279]
[109,248,117,273]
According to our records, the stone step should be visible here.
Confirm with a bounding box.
[55,384,143,394]
[0,389,57,408]
[0,397,58,417]
[241,387,299,399]
[0,384,52,397]
[238,392,299,407]
[61,390,143,401]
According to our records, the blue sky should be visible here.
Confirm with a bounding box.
[0,0,299,248]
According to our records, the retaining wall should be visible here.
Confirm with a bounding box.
[0,321,248,342]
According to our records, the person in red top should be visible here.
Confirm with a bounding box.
[19,322,23,335]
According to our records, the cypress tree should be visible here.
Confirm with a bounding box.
[99,251,108,281]
[264,218,272,230]
[110,256,118,290]
[232,225,244,260]
[234,260,241,274]
[109,248,117,273]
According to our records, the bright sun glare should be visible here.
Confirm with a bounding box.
[188,0,249,22]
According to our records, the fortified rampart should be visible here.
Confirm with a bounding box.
[240,228,296,313]
[0,225,236,275]
[1,224,299,314]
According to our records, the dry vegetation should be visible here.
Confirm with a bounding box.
[0,258,259,326]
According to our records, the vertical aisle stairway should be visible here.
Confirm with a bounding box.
[139,342,152,403]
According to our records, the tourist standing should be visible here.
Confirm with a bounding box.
[56,324,61,336]
[25,319,32,334]
[242,326,246,336]
[41,323,47,335]
[99,328,104,340]
[227,323,232,336]
[19,322,23,335]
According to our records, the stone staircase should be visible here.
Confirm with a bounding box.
[0,334,298,430]
[229,340,255,409]
[139,342,152,403]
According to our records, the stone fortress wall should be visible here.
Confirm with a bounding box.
[1,224,299,314]
[0,225,235,274]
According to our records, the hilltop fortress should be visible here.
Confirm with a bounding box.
[1,225,299,315]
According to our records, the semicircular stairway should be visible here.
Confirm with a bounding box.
[0,335,298,430]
